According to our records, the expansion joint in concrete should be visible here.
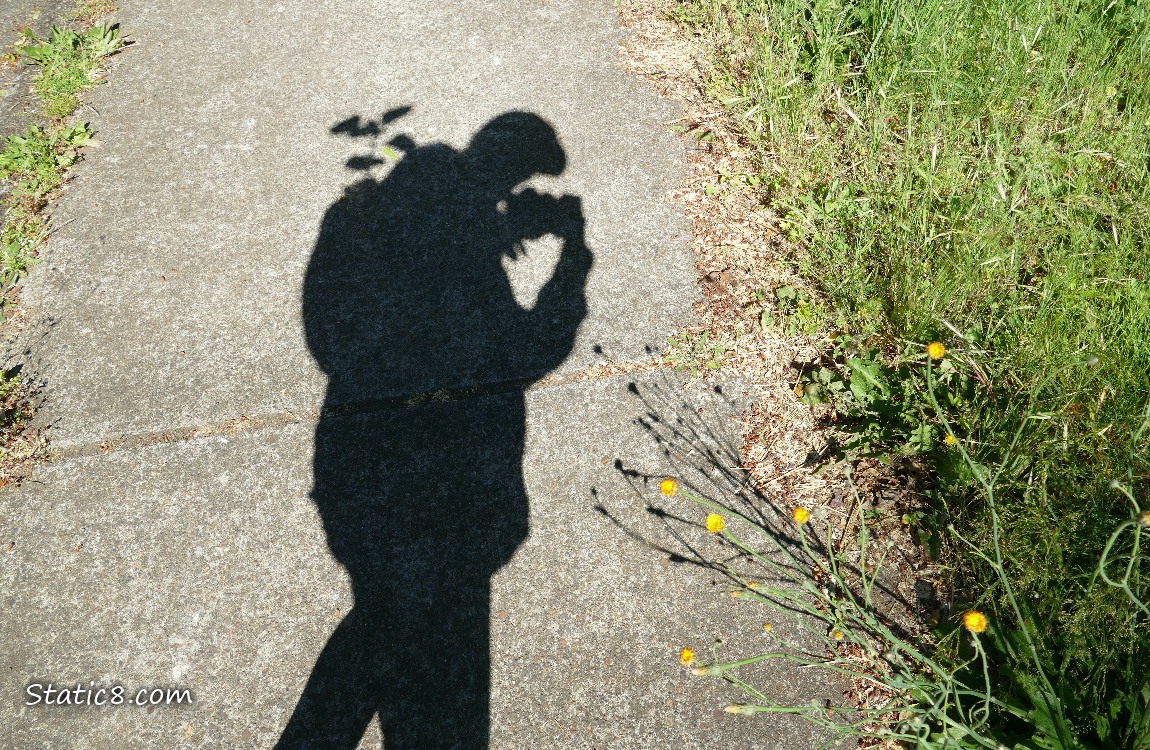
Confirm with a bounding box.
[47,357,670,461]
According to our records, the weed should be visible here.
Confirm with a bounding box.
[21,23,122,119]
[665,329,730,377]
[669,357,1150,749]
[768,284,821,336]
[0,123,91,198]
[0,11,122,289]
[0,123,91,280]
[0,370,45,486]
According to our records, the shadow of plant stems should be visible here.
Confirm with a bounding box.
[607,370,913,604]
[608,360,1150,748]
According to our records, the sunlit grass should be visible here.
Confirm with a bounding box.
[667,0,1150,744]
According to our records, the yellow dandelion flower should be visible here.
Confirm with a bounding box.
[705,514,726,533]
[944,433,957,446]
[762,622,773,632]
[792,506,811,524]
[927,341,946,360]
[660,478,678,496]
[679,647,695,665]
[832,629,844,641]
[963,610,988,634]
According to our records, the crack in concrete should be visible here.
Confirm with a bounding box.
[47,358,670,461]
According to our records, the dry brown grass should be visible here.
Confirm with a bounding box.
[616,0,838,526]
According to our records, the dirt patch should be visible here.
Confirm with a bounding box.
[615,0,836,530]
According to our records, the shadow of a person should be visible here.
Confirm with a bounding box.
[275,111,593,749]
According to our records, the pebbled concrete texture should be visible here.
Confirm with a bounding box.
[1,0,840,747]
[2,373,833,749]
[22,0,694,449]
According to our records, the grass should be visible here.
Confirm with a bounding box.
[0,18,121,287]
[21,22,122,119]
[0,4,122,482]
[73,0,117,26]
[660,0,1150,746]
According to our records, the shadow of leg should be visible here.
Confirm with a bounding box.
[277,580,491,750]
[275,606,382,750]
[380,583,491,750]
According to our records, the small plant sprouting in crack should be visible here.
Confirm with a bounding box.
[0,369,46,487]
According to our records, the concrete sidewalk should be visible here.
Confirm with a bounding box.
[1,1,832,747]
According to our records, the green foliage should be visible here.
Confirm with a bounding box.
[21,23,122,119]
[669,0,1150,744]
[766,284,821,336]
[665,329,729,377]
[0,123,92,283]
[0,123,91,198]
[675,361,1150,750]
[0,11,120,291]
[0,205,48,285]
[796,338,966,457]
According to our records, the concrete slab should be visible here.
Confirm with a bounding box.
[1,371,833,749]
[20,0,695,449]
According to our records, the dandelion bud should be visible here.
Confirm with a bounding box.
[1138,511,1150,528]
[692,664,725,676]
[1085,355,1100,367]
[724,703,759,715]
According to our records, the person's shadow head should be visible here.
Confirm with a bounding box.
[277,109,592,749]
[463,111,565,201]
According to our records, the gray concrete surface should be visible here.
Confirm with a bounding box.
[21,0,694,449]
[3,374,832,749]
[0,1,836,747]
